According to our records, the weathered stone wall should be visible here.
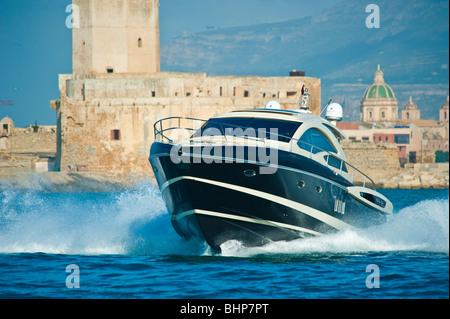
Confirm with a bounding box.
[57,73,321,176]
[0,126,56,176]
[63,72,321,107]
[341,140,448,188]
[342,140,400,171]
[387,163,449,189]
[6,126,56,154]
[341,140,400,187]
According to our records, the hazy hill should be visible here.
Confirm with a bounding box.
[161,0,449,121]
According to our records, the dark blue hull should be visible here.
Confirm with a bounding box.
[149,142,387,251]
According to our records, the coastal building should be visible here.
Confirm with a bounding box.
[55,0,321,175]
[360,65,398,124]
[0,117,56,176]
[341,84,449,165]
[0,116,14,137]
[401,96,421,121]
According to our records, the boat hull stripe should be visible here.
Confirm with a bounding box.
[162,176,355,231]
[172,209,325,237]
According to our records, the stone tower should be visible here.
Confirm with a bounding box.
[439,96,449,123]
[401,96,421,121]
[72,0,160,74]
[360,65,398,124]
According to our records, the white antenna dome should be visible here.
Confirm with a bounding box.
[325,103,343,124]
[265,100,282,110]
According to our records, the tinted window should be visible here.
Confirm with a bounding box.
[325,154,348,172]
[196,117,301,143]
[298,128,337,154]
[394,134,409,144]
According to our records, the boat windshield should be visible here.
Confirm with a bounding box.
[298,128,337,154]
[194,117,301,143]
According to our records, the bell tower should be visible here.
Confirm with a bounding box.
[72,0,160,74]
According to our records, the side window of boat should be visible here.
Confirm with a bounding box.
[197,118,301,142]
[298,128,337,154]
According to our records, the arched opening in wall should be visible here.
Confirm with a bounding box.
[138,38,143,48]
[2,124,9,135]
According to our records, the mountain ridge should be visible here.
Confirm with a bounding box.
[161,0,449,121]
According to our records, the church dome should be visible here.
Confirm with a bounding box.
[404,96,418,110]
[362,65,396,100]
[360,65,399,123]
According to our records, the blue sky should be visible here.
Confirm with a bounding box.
[0,0,342,127]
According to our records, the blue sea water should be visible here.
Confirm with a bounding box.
[0,181,448,300]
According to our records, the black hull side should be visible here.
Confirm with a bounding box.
[150,142,387,251]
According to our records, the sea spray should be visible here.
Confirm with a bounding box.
[0,183,206,255]
[1,185,448,257]
[220,198,449,257]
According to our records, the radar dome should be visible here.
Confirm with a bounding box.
[265,100,281,110]
[325,103,343,124]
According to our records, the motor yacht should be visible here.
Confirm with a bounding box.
[149,88,393,251]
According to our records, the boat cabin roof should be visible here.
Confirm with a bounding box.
[212,108,347,140]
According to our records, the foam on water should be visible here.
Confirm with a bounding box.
[1,183,448,257]
[0,184,206,255]
[220,198,449,257]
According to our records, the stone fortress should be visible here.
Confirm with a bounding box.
[56,0,320,176]
[0,0,448,189]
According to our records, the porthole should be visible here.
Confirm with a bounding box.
[315,186,322,193]
[244,169,257,177]
[297,181,305,188]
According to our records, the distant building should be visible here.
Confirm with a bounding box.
[340,70,449,165]
[0,116,14,137]
[401,96,421,121]
[0,117,56,176]
[360,65,398,124]
[439,96,449,124]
